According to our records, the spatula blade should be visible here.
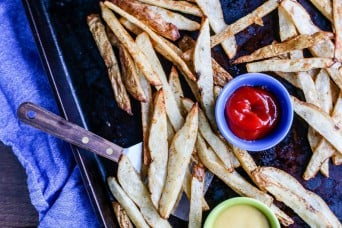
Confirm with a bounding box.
[123,142,143,172]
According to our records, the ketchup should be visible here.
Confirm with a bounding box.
[225,86,280,140]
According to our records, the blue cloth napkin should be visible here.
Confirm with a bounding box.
[0,1,99,227]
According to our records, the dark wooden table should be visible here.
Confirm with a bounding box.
[0,140,38,227]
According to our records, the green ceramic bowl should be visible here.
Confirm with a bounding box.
[203,197,280,228]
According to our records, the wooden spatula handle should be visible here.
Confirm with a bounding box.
[17,102,123,162]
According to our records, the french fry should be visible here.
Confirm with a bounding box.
[196,135,273,207]
[309,0,333,21]
[234,32,334,64]
[188,164,204,228]
[280,0,335,59]
[333,0,342,62]
[212,58,233,87]
[304,92,342,179]
[210,0,279,48]
[118,46,147,102]
[104,1,196,82]
[117,155,171,227]
[119,17,143,35]
[332,152,342,165]
[159,104,198,219]
[154,9,200,31]
[148,89,168,208]
[112,202,134,228]
[107,177,150,228]
[168,66,185,116]
[182,97,235,170]
[253,167,341,227]
[196,0,237,59]
[136,32,185,131]
[137,0,203,16]
[87,14,132,115]
[246,58,334,73]
[213,85,222,100]
[101,3,162,86]
[193,17,215,128]
[292,96,342,154]
[326,64,342,90]
[110,0,180,41]
[138,67,153,166]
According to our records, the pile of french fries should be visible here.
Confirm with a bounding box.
[87,0,342,227]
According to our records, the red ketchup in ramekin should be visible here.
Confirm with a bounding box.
[225,86,280,141]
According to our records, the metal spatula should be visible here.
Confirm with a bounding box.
[17,102,213,221]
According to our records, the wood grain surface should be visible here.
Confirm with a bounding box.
[0,141,38,227]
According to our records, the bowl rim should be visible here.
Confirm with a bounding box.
[215,73,293,151]
[203,197,281,228]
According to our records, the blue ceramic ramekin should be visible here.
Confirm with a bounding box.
[215,73,293,151]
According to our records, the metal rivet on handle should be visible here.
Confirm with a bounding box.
[82,137,89,144]
[106,148,113,155]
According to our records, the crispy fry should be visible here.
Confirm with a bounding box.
[212,58,233,87]
[148,89,168,208]
[309,0,333,21]
[332,152,342,165]
[110,0,180,41]
[196,0,237,58]
[117,155,171,227]
[118,46,147,102]
[112,202,134,228]
[196,135,273,207]
[168,66,187,116]
[193,17,215,128]
[137,0,203,16]
[159,104,198,219]
[119,17,143,35]
[235,32,334,64]
[253,167,341,227]
[182,97,235,170]
[210,0,279,47]
[104,1,196,82]
[333,0,342,62]
[280,0,335,59]
[155,9,200,31]
[292,96,342,154]
[107,177,150,228]
[188,164,204,228]
[136,33,185,131]
[246,58,334,73]
[87,14,132,115]
[101,3,162,86]
[138,67,153,166]
[213,85,222,100]
[278,6,298,41]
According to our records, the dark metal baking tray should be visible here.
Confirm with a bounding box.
[22,0,341,227]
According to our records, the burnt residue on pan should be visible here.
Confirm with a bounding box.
[46,0,341,227]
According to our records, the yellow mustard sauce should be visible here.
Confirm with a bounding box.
[213,204,270,228]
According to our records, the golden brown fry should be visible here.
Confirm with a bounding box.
[110,0,180,41]
[101,3,162,86]
[212,58,233,87]
[332,152,342,165]
[235,32,334,64]
[168,66,186,116]
[246,58,335,73]
[119,17,143,35]
[137,0,203,16]
[136,33,185,131]
[118,46,147,102]
[117,155,171,227]
[112,202,134,228]
[193,17,215,129]
[104,1,196,82]
[333,0,342,62]
[182,98,235,170]
[87,14,132,115]
[107,177,150,228]
[196,0,237,58]
[154,8,200,31]
[210,0,279,47]
[188,164,204,228]
[280,0,335,58]
[309,0,333,21]
[292,96,342,154]
[253,167,341,227]
[159,104,198,219]
[148,89,168,208]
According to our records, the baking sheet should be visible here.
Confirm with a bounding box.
[22,0,341,227]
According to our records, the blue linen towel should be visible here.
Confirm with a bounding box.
[0,0,99,227]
